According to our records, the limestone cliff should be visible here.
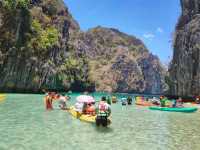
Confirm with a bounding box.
[0,0,87,92]
[170,0,200,96]
[70,27,167,94]
[0,0,167,93]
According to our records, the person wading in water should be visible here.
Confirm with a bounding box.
[44,92,54,110]
[96,96,111,127]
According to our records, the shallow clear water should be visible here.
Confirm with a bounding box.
[0,93,200,150]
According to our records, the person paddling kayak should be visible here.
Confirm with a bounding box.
[160,96,166,107]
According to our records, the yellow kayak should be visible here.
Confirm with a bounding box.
[68,106,111,125]
[68,106,96,123]
[0,94,6,102]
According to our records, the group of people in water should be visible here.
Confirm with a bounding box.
[43,91,200,126]
[44,91,200,110]
[152,96,184,108]
[74,96,112,126]
[44,91,70,110]
[44,92,112,126]
[137,95,200,108]
[74,96,111,115]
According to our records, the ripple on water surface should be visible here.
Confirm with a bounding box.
[0,94,200,150]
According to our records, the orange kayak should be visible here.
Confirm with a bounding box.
[135,101,154,106]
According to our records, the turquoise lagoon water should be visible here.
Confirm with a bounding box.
[0,93,200,150]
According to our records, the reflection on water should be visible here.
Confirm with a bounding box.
[0,93,200,150]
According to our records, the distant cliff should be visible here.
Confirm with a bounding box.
[0,0,167,94]
[70,27,167,93]
[170,0,200,96]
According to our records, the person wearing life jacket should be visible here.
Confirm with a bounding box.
[96,96,111,127]
[160,96,166,107]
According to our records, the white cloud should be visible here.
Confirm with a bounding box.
[143,33,155,40]
[157,27,164,33]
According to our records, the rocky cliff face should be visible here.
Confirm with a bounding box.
[0,0,84,92]
[70,27,167,93]
[170,0,200,96]
[0,0,167,93]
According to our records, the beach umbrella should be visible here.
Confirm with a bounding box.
[76,95,95,103]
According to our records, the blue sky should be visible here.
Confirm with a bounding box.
[64,0,181,64]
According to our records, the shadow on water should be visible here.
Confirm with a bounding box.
[92,125,114,133]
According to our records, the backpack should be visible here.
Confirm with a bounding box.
[99,102,107,112]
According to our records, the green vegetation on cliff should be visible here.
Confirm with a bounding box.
[30,19,59,51]
[0,0,166,93]
[0,0,94,92]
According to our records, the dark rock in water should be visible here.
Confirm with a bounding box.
[0,0,167,94]
[170,0,200,96]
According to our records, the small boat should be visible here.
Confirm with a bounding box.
[149,106,198,113]
[68,106,111,125]
[135,101,154,106]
